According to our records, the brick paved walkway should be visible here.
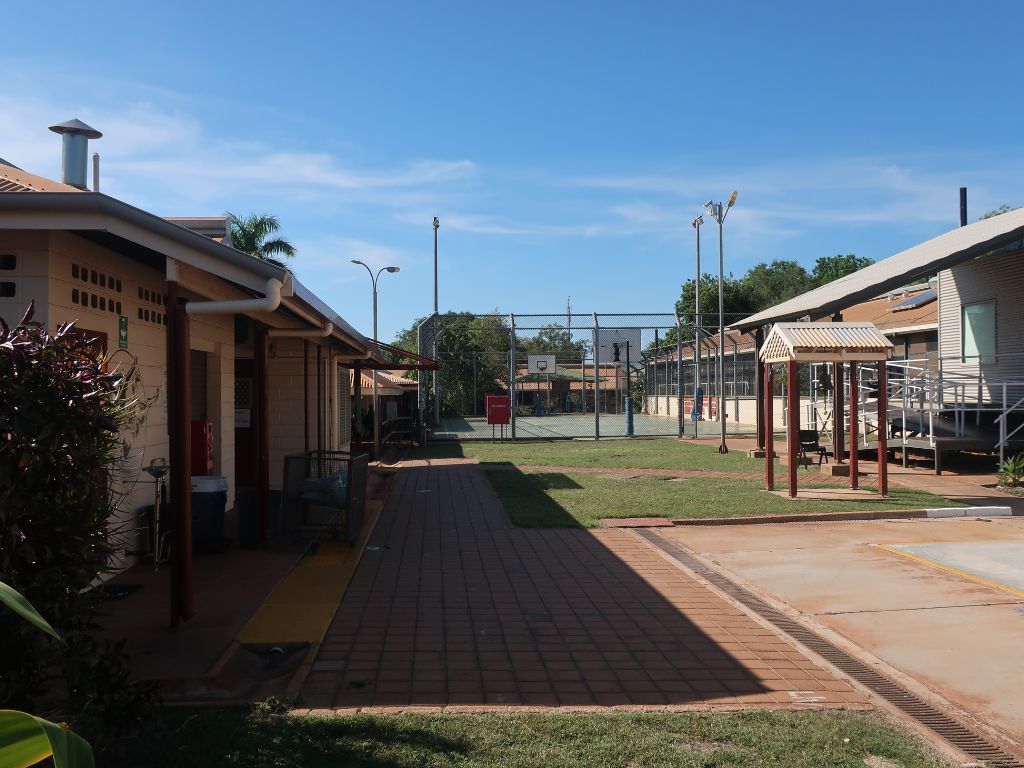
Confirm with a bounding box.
[301,464,869,710]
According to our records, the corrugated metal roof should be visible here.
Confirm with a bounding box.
[0,164,82,192]
[734,208,1024,331]
[352,369,417,394]
[760,322,893,362]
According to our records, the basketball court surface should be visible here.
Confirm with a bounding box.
[434,413,756,440]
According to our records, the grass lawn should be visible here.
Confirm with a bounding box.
[408,437,762,471]
[104,706,951,768]
[485,471,962,527]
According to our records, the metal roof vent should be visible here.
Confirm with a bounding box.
[48,118,102,190]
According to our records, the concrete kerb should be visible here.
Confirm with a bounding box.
[671,507,1016,527]
[287,701,875,717]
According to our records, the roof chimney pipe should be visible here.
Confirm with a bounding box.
[959,186,968,227]
[48,118,102,190]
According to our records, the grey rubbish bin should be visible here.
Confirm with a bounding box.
[191,475,229,553]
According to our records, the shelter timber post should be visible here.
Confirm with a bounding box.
[850,362,859,490]
[764,361,774,491]
[166,280,193,625]
[759,322,892,500]
[877,362,889,496]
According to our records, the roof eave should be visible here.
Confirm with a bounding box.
[732,212,1024,332]
[0,191,287,292]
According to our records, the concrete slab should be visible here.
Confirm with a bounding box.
[881,540,1024,595]
[822,604,1024,740]
[768,488,885,502]
[701,546,1018,615]
[663,517,1024,748]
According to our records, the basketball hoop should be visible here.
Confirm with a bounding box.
[537,360,548,372]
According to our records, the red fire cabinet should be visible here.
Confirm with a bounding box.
[190,420,214,475]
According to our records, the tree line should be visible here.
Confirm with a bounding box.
[672,253,874,342]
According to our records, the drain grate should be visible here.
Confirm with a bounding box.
[636,530,1024,768]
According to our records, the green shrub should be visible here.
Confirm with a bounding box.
[0,305,157,738]
[997,453,1024,487]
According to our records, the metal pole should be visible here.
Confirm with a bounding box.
[732,337,739,422]
[581,351,586,414]
[693,216,702,434]
[473,350,478,416]
[372,279,380,460]
[432,217,440,430]
[787,359,799,497]
[675,313,684,438]
[654,330,660,414]
[433,216,439,314]
[754,327,765,451]
[717,212,727,454]
[593,313,600,439]
[624,341,634,436]
[509,314,517,440]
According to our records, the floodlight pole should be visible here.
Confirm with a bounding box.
[705,191,738,454]
[352,260,400,460]
[430,217,441,428]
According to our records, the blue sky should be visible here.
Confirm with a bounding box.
[4,1,1023,342]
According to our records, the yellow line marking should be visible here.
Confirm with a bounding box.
[237,498,386,645]
[876,544,1024,599]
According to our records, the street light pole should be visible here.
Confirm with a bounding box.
[704,191,738,455]
[351,260,401,460]
[432,216,440,315]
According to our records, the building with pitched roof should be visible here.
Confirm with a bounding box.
[0,119,425,622]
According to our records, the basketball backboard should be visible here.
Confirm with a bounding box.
[527,354,557,374]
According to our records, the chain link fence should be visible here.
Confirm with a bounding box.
[417,311,759,440]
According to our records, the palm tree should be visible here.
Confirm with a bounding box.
[226,212,296,264]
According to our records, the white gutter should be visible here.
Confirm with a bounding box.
[185,277,284,316]
[268,322,334,338]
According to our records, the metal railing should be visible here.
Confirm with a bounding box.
[806,356,1024,461]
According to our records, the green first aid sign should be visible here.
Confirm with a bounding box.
[119,316,128,349]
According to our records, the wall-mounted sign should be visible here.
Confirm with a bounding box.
[234,408,251,429]
[118,316,128,349]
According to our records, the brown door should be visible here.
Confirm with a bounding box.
[234,359,257,488]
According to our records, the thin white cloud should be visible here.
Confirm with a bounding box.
[0,93,475,212]
[289,236,408,284]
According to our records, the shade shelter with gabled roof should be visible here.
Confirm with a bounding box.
[760,323,894,498]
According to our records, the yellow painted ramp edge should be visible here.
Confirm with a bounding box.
[237,499,385,645]
[876,544,1024,600]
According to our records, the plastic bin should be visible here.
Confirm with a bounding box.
[191,475,229,553]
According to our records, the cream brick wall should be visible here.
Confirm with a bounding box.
[266,341,357,488]
[0,230,51,326]
[268,337,305,490]
[644,395,817,431]
[0,230,240,564]
[3,229,361,560]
